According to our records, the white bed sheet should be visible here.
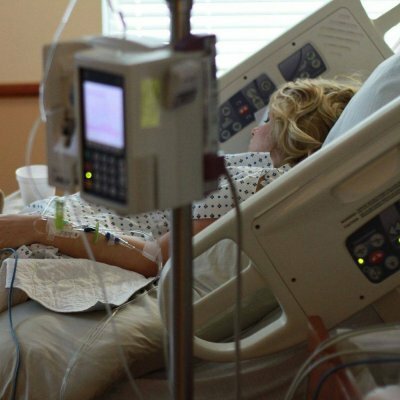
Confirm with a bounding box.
[0,285,165,400]
[1,257,154,313]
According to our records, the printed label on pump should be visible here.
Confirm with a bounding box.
[141,79,161,128]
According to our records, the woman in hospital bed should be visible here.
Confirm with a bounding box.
[0,77,358,400]
[0,77,358,277]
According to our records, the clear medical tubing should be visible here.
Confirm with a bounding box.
[39,0,78,123]
[285,323,400,399]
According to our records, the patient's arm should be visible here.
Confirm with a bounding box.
[0,214,159,277]
[0,214,215,277]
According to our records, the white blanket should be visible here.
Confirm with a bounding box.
[0,257,154,313]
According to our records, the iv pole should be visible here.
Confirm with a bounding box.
[166,1,195,399]
[170,205,194,400]
[166,2,218,398]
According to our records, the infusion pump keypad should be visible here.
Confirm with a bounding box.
[346,201,400,283]
[83,149,127,203]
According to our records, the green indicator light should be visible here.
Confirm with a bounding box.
[357,258,365,265]
[85,171,93,179]
[397,237,400,244]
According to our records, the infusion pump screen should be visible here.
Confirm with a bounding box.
[82,80,124,149]
[80,69,127,204]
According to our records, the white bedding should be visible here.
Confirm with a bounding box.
[1,256,154,313]
[0,285,166,400]
[0,237,264,314]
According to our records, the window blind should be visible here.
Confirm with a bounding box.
[103,0,400,76]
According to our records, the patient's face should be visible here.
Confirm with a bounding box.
[248,120,272,152]
[248,119,284,167]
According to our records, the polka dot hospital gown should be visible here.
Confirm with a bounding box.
[27,152,290,242]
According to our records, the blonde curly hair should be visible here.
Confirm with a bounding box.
[269,78,359,166]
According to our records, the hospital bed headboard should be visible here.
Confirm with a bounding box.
[218,0,399,154]
[160,53,400,362]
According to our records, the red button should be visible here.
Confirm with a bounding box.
[239,105,249,114]
[369,250,385,265]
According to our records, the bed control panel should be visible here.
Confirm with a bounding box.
[218,73,276,142]
[218,43,326,144]
[346,200,400,283]
[278,43,326,81]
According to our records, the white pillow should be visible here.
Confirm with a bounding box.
[323,53,400,146]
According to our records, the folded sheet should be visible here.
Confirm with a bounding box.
[1,257,154,313]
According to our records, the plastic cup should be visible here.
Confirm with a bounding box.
[15,165,56,205]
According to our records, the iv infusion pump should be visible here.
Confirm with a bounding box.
[43,36,218,215]
[76,43,216,215]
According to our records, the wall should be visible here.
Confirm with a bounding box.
[0,0,102,83]
[0,98,46,195]
[0,0,101,195]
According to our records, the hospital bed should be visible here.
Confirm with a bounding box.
[1,1,400,399]
[161,53,400,361]
[2,53,400,400]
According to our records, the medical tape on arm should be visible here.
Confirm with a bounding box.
[142,240,163,270]
[46,218,81,240]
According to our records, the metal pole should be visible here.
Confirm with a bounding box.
[167,0,193,44]
[170,206,193,400]
[166,1,194,400]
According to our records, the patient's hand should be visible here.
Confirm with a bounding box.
[0,214,46,250]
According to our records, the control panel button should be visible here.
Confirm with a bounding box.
[389,221,400,236]
[232,122,242,132]
[221,105,231,116]
[370,233,385,247]
[353,244,368,258]
[385,255,399,270]
[364,266,382,282]
[368,250,385,265]
[220,130,231,141]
